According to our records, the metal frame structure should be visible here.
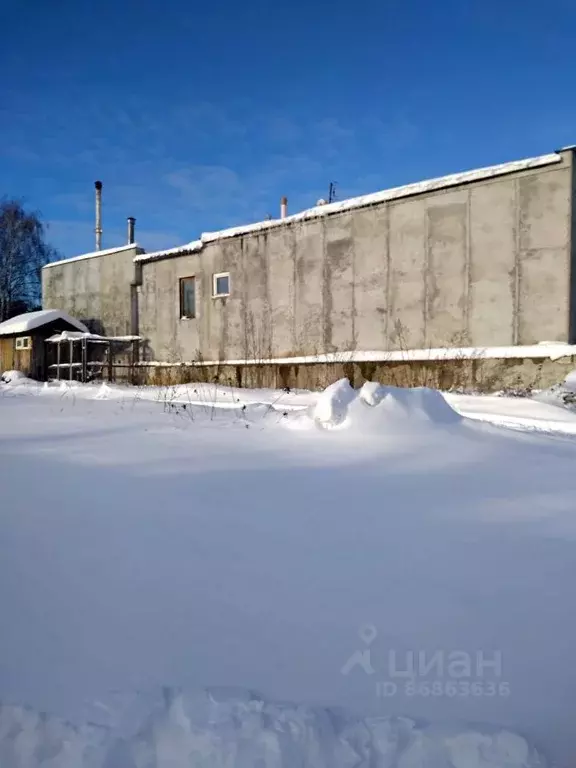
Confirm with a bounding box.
[45,332,141,383]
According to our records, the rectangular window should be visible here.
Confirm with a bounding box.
[213,272,230,297]
[15,336,32,350]
[179,276,196,318]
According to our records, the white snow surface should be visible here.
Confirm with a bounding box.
[1,379,576,766]
[134,153,562,264]
[0,309,88,336]
[0,688,545,768]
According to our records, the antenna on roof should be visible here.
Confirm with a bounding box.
[328,181,338,204]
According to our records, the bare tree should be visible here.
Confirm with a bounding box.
[0,199,59,321]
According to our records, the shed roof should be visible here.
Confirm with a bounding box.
[0,310,89,337]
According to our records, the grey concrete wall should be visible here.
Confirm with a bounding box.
[42,152,574,363]
[42,246,141,336]
[139,152,574,362]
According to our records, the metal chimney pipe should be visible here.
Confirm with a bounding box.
[94,180,103,251]
[127,216,136,245]
[280,196,288,219]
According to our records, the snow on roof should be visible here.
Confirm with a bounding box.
[135,151,563,264]
[0,310,89,336]
[42,243,141,270]
[45,331,140,343]
[134,240,202,264]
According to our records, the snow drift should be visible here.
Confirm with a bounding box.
[311,379,461,430]
[0,370,28,384]
[0,688,544,768]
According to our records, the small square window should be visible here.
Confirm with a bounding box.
[179,276,196,318]
[213,272,230,297]
[15,336,32,350]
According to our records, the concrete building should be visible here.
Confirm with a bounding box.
[42,148,576,385]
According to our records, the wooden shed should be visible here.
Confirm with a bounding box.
[0,310,89,380]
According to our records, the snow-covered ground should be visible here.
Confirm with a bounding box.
[1,377,576,767]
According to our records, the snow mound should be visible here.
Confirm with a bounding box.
[0,689,545,768]
[1,369,27,384]
[94,383,115,400]
[312,378,358,426]
[0,370,39,387]
[312,379,461,430]
[563,368,576,393]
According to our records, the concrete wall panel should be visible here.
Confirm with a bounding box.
[173,253,202,360]
[519,170,571,251]
[267,226,297,357]
[351,207,389,350]
[42,246,138,336]
[139,261,158,360]
[153,258,178,360]
[388,199,427,348]
[242,234,271,360]
[468,181,516,346]
[518,248,568,344]
[293,220,324,354]
[425,193,468,345]
[323,213,354,351]
[517,169,572,343]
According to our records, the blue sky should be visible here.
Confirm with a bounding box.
[1,0,576,258]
